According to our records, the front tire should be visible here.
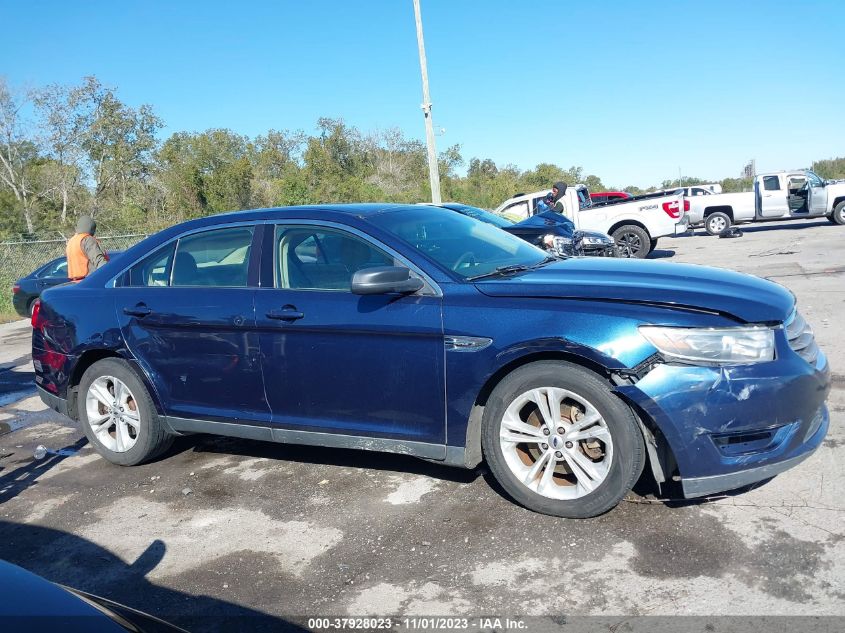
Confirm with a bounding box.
[705,211,731,236]
[481,361,645,518]
[611,225,650,259]
[831,201,845,225]
[78,358,173,466]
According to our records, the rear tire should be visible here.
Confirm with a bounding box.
[831,201,845,225]
[705,212,731,236]
[611,225,650,259]
[481,361,645,518]
[78,358,173,466]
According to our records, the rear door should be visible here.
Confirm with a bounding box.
[759,175,789,217]
[254,222,446,446]
[113,224,269,424]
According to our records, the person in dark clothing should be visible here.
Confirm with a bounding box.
[536,182,568,214]
[548,181,568,212]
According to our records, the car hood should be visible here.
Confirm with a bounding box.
[474,258,794,323]
[512,211,575,230]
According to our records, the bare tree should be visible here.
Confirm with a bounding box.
[33,78,94,223]
[0,77,46,234]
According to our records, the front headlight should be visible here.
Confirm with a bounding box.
[580,235,614,246]
[638,325,775,365]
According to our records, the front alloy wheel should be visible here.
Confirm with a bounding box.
[482,361,644,518]
[498,387,613,499]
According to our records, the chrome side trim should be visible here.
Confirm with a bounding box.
[444,335,493,352]
[165,416,450,462]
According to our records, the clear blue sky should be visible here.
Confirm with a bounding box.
[3,0,843,187]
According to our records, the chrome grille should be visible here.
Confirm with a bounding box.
[785,309,819,365]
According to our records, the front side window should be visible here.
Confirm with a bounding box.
[276,226,395,291]
[763,176,781,191]
[368,207,547,280]
[806,171,823,187]
[171,227,253,287]
[39,258,68,278]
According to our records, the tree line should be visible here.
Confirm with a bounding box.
[2,75,843,241]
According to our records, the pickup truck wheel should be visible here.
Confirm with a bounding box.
[831,201,845,225]
[705,212,731,236]
[611,225,650,258]
[78,358,173,466]
[648,237,659,254]
[481,361,645,518]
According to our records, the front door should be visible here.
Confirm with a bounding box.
[807,172,828,215]
[255,223,446,445]
[759,175,788,217]
[114,225,269,424]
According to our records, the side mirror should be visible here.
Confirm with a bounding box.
[351,266,424,295]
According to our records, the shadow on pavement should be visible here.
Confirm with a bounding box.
[646,249,676,259]
[0,437,89,503]
[0,521,304,632]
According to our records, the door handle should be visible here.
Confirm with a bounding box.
[266,307,304,321]
[123,305,152,318]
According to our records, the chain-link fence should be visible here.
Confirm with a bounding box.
[1,234,148,320]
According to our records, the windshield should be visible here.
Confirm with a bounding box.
[449,204,514,228]
[369,207,548,279]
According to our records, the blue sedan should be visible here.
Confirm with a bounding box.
[32,204,829,518]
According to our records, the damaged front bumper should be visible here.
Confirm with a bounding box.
[616,333,830,498]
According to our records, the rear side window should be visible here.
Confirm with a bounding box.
[592,195,607,204]
[127,243,175,287]
[276,226,394,291]
[763,176,781,191]
[171,227,254,287]
[502,200,530,219]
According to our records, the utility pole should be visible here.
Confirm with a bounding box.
[678,167,682,188]
[412,0,442,204]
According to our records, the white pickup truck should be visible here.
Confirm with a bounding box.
[695,170,845,235]
[494,185,689,258]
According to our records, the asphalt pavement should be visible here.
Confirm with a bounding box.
[0,218,843,631]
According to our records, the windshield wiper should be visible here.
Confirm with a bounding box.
[466,257,556,281]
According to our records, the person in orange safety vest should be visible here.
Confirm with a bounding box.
[66,215,109,281]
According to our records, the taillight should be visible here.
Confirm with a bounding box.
[662,201,681,219]
[31,299,42,328]
[683,199,690,212]
[12,285,20,294]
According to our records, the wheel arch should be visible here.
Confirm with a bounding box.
[460,347,678,493]
[703,205,734,220]
[68,349,166,422]
[607,219,650,237]
[831,196,845,211]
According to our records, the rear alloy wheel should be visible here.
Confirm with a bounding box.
[482,361,644,518]
[611,225,650,259]
[78,358,173,466]
[831,201,845,225]
[705,211,731,236]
